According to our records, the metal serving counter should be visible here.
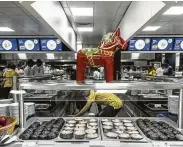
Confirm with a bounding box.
[5,117,183,147]
[19,81,183,130]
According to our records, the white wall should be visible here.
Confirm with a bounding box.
[118,1,165,41]
[21,1,76,51]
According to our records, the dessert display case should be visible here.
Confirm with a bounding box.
[2,81,183,147]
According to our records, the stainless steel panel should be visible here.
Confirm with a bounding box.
[19,82,183,91]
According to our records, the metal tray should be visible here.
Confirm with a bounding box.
[17,117,64,142]
[135,118,183,142]
[145,103,168,111]
[100,118,148,142]
[58,117,101,142]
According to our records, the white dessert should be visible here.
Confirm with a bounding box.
[122,120,132,123]
[119,133,130,139]
[112,119,121,123]
[118,126,126,130]
[124,123,134,127]
[74,130,85,135]
[106,132,118,138]
[103,125,113,129]
[89,119,97,122]
[101,119,109,122]
[79,120,87,124]
[67,120,76,124]
[127,127,137,130]
[128,130,139,134]
[131,134,143,140]
[64,127,74,131]
[87,125,98,130]
[85,129,96,134]
[114,129,124,134]
[75,118,84,121]
[76,123,86,127]
[102,122,113,126]
[89,123,98,126]
[86,133,98,139]
[74,127,85,131]
[65,123,75,127]
[114,122,123,126]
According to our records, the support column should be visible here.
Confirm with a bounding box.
[178,89,183,129]
[113,50,121,80]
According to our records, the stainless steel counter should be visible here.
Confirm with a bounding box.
[20,81,183,90]
[4,117,183,147]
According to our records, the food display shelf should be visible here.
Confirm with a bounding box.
[23,93,56,101]
[16,117,183,143]
[58,117,101,142]
[100,118,148,142]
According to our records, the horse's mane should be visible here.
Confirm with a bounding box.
[101,33,113,44]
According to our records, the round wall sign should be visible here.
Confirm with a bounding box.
[47,40,57,50]
[2,40,12,50]
[25,40,35,50]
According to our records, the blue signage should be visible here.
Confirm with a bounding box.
[18,39,40,51]
[173,38,183,51]
[0,39,18,51]
[40,38,62,51]
[128,38,151,51]
[151,38,174,51]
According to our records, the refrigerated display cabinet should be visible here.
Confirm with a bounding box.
[2,81,183,147]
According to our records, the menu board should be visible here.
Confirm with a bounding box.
[0,39,18,51]
[151,38,174,51]
[128,38,151,51]
[18,39,40,51]
[173,38,183,51]
[40,38,62,51]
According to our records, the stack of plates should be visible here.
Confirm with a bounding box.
[0,104,10,116]
[9,103,28,125]
[168,95,179,115]
[25,103,35,116]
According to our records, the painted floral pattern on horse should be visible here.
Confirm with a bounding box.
[81,48,113,57]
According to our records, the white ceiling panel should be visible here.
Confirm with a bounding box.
[0,16,12,22]
[74,16,93,23]
[0,2,17,8]
[67,1,93,7]
[0,8,27,16]
[0,1,56,36]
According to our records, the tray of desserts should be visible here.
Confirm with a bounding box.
[18,117,65,141]
[59,118,101,141]
[136,118,183,141]
[100,118,147,142]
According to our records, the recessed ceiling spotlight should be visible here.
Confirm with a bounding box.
[163,6,183,15]
[70,8,93,16]
[0,27,15,32]
[142,26,161,31]
[78,27,93,32]
[77,41,82,44]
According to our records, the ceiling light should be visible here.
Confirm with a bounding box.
[70,8,93,16]
[77,41,82,44]
[0,27,14,32]
[46,53,54,59]
[163,6,183,15]
[78,27,93,32]
[142,26,161,31]
[18,53,27,59]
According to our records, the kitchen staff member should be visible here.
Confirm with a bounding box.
[71,90,123,117]
[24,59,34,77]
[32,59,44,76]
[163,60,173,76]
[3,64,18,99]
